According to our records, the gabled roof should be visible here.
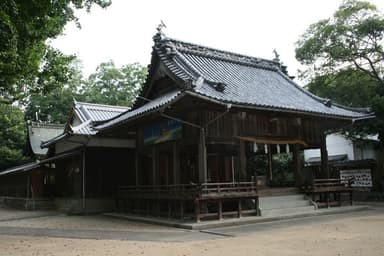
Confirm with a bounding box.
[96,32,373,131]
[96,90,182,130]
[41,101,129,147]
[71,101,129,135]
[27,122,64,157]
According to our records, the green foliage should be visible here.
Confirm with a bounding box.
[82,61,147,107]
[270,153,294,187]
[296,0,384,143]
[0,105,26,170]
[24,49,84,124]
[0,0,111,103]
[296,0,383,83]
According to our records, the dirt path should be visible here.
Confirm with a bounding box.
[0,209,383,255]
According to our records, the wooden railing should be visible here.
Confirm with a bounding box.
[118,182,258,200]
[301,178,353,208]
[116,181,259,222]
[0,185,27,198]
[199,182,258,199]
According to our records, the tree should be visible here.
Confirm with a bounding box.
[295,0,384,143]
[82,61,147,107]
[0,0,111,103]
[24,49,84,124]
[0,105,26,170]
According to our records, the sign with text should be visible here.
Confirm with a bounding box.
[340,169,372,188]
[143,120,182,145]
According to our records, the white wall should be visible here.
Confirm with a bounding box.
[304,134,354,161]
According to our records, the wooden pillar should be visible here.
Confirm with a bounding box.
[173,142,179,184]
[198,128,207,184]
[82,148,86,210]
[239,140,247,181]
[267,145,273,182]
[293,144,301,188]
[152,146,157,185]
[180,201,184,220]
[135,151,139,186]
[320,133,329,179]
[195,199,201,223]
[237,199,242,218]
[26,175,31,199]
[218,199,223,220]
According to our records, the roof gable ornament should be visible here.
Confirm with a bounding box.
[323,99,332,107]
[272,49,280,63]
[153,20,167,43]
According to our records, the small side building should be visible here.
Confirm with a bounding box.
[305,133,382,191]
[0,122,64,209]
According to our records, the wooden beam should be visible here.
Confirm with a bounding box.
[237,136,308,147]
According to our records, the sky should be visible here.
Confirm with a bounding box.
[51,0,384,85]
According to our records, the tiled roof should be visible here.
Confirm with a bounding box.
[153,34,372,119]
[96,32,373,132]
[72,101,129,135]
[96,90,182,130]
[41,101,129,147]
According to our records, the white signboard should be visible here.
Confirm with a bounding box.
[340,169,372,188]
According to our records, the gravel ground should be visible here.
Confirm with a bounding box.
[0,205,383,255]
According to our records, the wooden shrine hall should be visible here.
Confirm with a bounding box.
[92,31,373,221]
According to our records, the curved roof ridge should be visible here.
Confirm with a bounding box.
[75,101,130,110]
[161,36,278,68]
[274,69,372,114]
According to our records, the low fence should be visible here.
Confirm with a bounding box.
[116,182,259,222]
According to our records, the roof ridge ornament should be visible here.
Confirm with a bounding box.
[272,49,280,63]
[153,20,167,43]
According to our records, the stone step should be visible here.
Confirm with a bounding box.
[259,194,309,210]
[258,187,298,197]
[261,205,315,217]
[260,199,310,210]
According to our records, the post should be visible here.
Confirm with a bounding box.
[237,199,242,218]
[152,146,157,185]
[320,133,329,179]
[82,147,86,210]
[268,144,273,182]
[135,151,139,186]
[198,128,207,183]
[218,199,223,220]
[173,142,179,184]
[195,199,201,223]
[26,175,31,199]
[293,144,301,188]
[239,140,247,181]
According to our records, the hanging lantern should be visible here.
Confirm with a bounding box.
[276,144,281,154]
[264,144,268,154]
[286,144,290,153]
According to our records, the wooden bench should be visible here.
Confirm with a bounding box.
[302,178,353,208]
